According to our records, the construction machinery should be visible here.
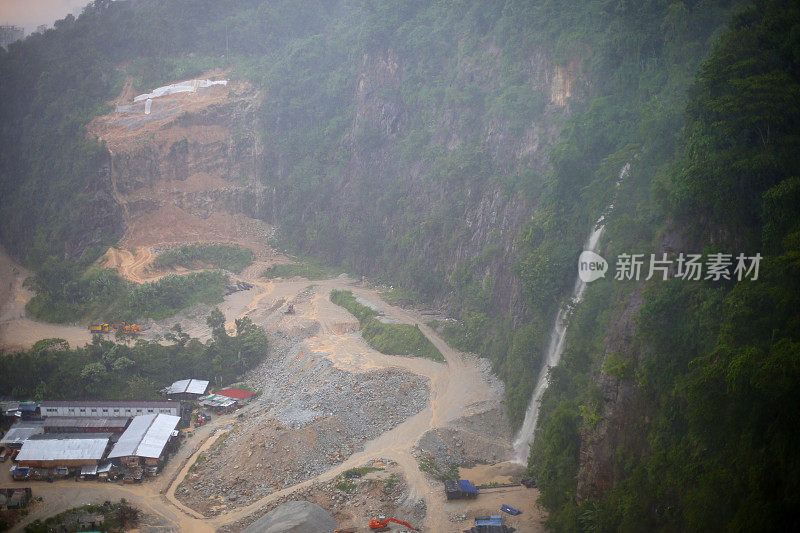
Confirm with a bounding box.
[286,303,295,314]
[120,323,142,334]
[368,518,418,531]
[88,322,142,335]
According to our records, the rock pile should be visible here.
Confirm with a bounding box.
[176,327,430,513]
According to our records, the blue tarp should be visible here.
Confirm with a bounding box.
[500,504,521,515]
[458,479,478,493]
[475,515,503,526]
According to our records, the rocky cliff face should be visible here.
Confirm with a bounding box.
[576,228,694,500]
[83,44,580,321]
[266,45,579,319]
[65,160,126,261]
[576,287,646,501]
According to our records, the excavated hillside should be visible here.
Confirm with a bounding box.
[88,75,272,257]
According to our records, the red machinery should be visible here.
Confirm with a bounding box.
[368,518,418,530]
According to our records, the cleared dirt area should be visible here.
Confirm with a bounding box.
[88,73,242,148]
[218,462,427,532]
[118,210,273,257]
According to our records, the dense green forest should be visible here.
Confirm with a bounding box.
[1,0,799,529]
[528,0,800,530]
[0,311,268,399]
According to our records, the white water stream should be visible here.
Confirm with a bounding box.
[512,163,630,463]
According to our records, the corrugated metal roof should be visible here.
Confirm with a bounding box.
[41,400,178,409]
[198,394,236,407]
[215,388,255,400]
[44,417,129,429]
[107,413,180,459]
[0,421,44,445]
[165,379,190,395]
[165,379,209,395]
[475,516,503,526]
[16,434,109,462]
[186,379,209,395]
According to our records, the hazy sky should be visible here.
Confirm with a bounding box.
[0,0,92,33]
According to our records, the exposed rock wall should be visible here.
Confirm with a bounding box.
[266,45,579,319]
[576,287,645,501]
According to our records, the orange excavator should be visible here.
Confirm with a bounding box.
[368,518,418,531]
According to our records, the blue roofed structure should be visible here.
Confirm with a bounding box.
[445,479,479,500]
[458,479,478,494]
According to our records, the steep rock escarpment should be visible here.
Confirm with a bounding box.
[576,287,646,501]
[267,45,579,319]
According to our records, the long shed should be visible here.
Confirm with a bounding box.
[107,413,180,466]
[16,433,110,468]
[43,416,130,434]
[40,400,180,418]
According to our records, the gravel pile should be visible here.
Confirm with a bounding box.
[176,328,430,513]
[220,464,426,533]
[413,404,513,470]
[242,501,337,533]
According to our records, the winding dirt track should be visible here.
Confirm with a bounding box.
[10,260,538,532]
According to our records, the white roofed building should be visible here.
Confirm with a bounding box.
[162,378,209,400]
[0,420,44,449]
[40,400,180,418]
[107,413,181,467]
[16,433,110,468]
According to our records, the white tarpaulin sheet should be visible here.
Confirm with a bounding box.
[134,79,227,102]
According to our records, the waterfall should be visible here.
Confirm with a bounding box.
[511,162,630,464]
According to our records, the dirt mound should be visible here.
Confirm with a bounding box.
[242,501,337,533]
[223,464,422,533]
[415,425,511,468]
